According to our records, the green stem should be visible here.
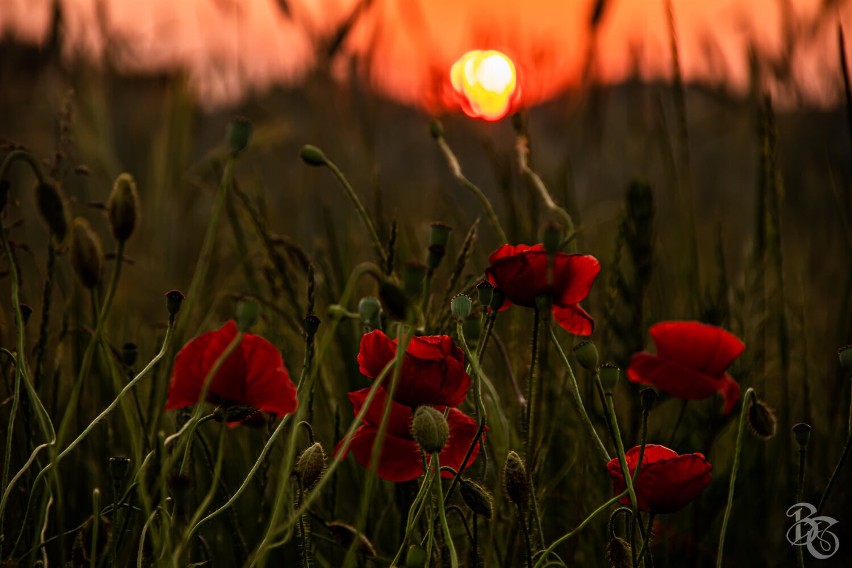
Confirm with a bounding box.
[432,453,459,568]
[548,327,610,463]
[90,489,100,568]
[389,462,436,567]
[715,388,755,568]
[602,388,639,557]
[637,513,655,565]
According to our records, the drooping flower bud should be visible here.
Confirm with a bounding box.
[606,536,633,568]
[460,478,493,519]
[599,363,620,392]
[503,451,529,507]
[299,144,327,167]
[793,423,812,447]
[412,406,449,454]
[70,218,103,289]
[572,341,599,371]
[165,290,185,317]
[296,442,326,491]
[451,294,472,321]
[107,173,140,242]
[358,296,382,327]
[226,116,252,156]
[235,299,259,332]
[35,180,70,247]
[747,397,777,440]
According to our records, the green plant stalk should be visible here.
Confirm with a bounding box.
[90,489,100,568]
[548,327,610,463]
[603,389,639,556]
[33,243,56,392]
[816,374,852,514]
[436,135,509,244]
[637,512,656,565]
[533,489,629,568]
[342,326,412,568]
[629,406,652,567]
[389,461,437,567]
[524,308,541,460]
[432,452,459,568]
[716,388,755,568]
[172,422,227,564]
[795,444,806,568]
[322,158,388,267]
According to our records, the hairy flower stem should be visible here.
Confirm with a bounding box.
[637,513,656,565]
[548,327,610,463]
[518,502,533,568]
[630,407,652,568]
[432,453,459,568]
[523,309,546,550]
[816,374,852,514]
[603,389,639,559]
[390,461,437,567]
[716,388,756,568]
[434,134,508,244]
[533,489,629,568]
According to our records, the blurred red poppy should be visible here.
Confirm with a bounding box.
[606,444,712,514]
[335,387,482,483]
[626,321,744,414]
[357,330,471,408]
[485,243,600,336]
[165,321,298,422]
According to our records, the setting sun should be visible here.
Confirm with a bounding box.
[450,49,519,121]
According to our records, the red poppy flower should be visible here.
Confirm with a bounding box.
[335,387,482,483]
[485,243,600,336]
[165,321,298,421]
[606,444,712,514]
[357,330,471,408]
[626,321,744,414]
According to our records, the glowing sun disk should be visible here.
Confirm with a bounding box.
[450,49,518,121]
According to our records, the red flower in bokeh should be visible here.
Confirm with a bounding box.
[606,444,712,514]
[335,387,482,483]
[485,243,600,336]
[626,321,744,414]
[165,321,298,421]
[357,330,471,408]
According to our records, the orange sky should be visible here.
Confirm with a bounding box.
[1,0,850,111]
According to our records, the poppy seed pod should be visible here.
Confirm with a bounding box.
[640,388,658,413]
[235,299,259,331]
[35,180,70,247]
[108,456,131,484]
[296,442,326,491]
[747,398,777,440]
[226,116,252,155]
[299,144,327,167]
[70,218,104,289]
[503,451,529,507]
[476,280,494,308]
[358,296,382,326]
[451,294,472,321]
[429,222,452,248]
[107,173,139,242]
[165,290,185,317]
[572,341,599,371]
[460,478,493,519]
[599,363,621,391]
[412,406,449,454]
[793,423,812,447]
[838,345,852,374]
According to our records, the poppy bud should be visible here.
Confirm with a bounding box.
[300,144,327,167]
[572,341,599,371]
[108,456,131,484]
[793,423,812,447]
[599,363,620,392]
[429,222,452,248]
[121,343,138,367]
[503,451,529,507]
[326,521,376,557]
[358,296,382,326]
[640,388,658,413]
[380,281,410,321]
[838,345,852,374]
[20,304,32,326]
[476,280,494,308]
[451,294,472,321]
[0,179,9,213]
[296,442,326,491]
[541,223,562,255]
[462,315,482,344]
[460,478,493,519]
[165,290,185,317]
[747,398,777,440]
[226,116,252,156]
[35,180,70,247]
[412,406,449,454]
[405,544,428,567]
[606,536,632,568]
[107,173,140,242]
[304,313,321,337]
[235,299,259,332]
[402,262,427,299]
[70,218,104,289]
[429,119,444,140]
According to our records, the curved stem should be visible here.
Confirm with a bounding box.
[432,453,458,568]
[389,459,436,567]
[602,389,639,555]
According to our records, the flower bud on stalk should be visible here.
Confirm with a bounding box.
[35,180,71,247]
[793,423,812,447]
[70,218,104,289]
[108,456,131,485]
[747,397,777,440]
[460,478,493,519]
[299,144,327,167]
[358,296,382,328]
[599,363,620,392]
[165,290,185,317]
[412,406,449,454]
[503,451,529,508]
[476,280,494,308]
[451,294,472,321]
[296,442,327,491]
[226,116,253,156]
[107,173,140,242]
[606,536,633,568]
[640,388,658,413]
[235,299,259,332]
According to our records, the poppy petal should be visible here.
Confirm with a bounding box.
[239,334,298,417]
[336,425,425,483]
[357,329,396,379]
[552,304,595,336]
[650,321,745,376]
[551,254,601,305]
[437,408,483,478]
[719,373,741,415]
[626,353,727,402]
[348,387,416,438]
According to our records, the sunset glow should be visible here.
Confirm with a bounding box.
[450,50,519,121]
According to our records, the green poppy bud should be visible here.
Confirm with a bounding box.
[503,451,529,508]
[358,296,383,326]
[296,442,326,491]
[70,218,103,289]
[35,180,70,247]
[599,363,620,392]
[412,406,450,454]
[476,280,494,308]
[451,294,472,321]
[300,144,327,167]
[460,478,493,519]
[748,398,777,440]
[107,173,140,242]
[226,116,252,155]
[606,536,632,568]
[572,341,599,371]
[235,299,259,332]
[108,456,131,485]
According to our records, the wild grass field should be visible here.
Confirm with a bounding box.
[1,18,852,567]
